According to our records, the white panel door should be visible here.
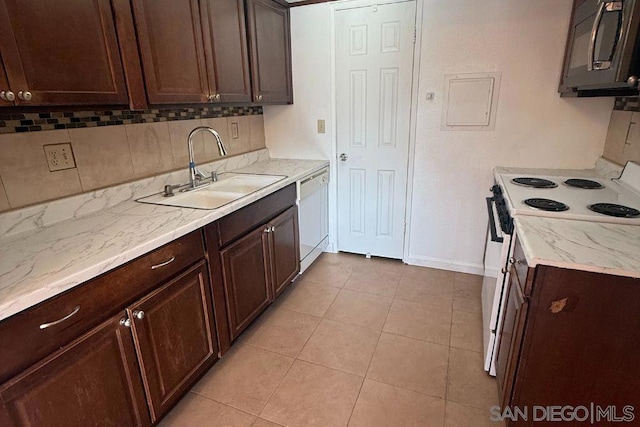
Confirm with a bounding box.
[336,1,416,258]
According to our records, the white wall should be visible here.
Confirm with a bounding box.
[264,0,614,274]
[263,4,333,160]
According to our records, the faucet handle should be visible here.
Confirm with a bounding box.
[164,184,180,197]
[211,171,219,182]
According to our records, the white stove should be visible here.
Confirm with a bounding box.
[482,161,640,377]
[496,170,640,224]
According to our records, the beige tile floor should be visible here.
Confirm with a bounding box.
[160,253,503,427]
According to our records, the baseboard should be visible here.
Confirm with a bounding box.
[403,255,485,276]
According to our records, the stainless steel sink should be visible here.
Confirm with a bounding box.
[136,173,286,210]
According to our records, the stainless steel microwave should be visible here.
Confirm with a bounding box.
[560,0,640,96]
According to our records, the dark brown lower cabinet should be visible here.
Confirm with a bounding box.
[129,261,218,422]
[0,188,302,425]
[0,315,150,427]
[221,225,272,341]
[268,206,299,298]
[495,271,528,409]
[497,236,640,426]
[220,205,300,341]
[0,233,218,427]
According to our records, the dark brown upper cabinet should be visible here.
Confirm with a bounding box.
[246,0,293,104]
[132,0,252,105]
[0,0,130,107]
[201,0,252,103]
[132,0,209,105]
[0,57,11,108]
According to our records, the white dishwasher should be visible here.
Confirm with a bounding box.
[297,167,329,273]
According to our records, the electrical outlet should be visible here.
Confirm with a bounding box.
[231,122,239,139]
[44,143,76,172]
[317,119,326,134]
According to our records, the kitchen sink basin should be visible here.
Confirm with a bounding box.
[209,174,285,194]
[136,173,286,210]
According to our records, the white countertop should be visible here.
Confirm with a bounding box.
[515,216,640,279]
[0,157,329,321]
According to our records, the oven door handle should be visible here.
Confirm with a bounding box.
[486,197,504,243]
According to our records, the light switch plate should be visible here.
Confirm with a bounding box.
[317,119,326,134]
[44,143,76,171]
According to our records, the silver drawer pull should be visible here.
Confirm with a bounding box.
[39,306,80,330]
[151,256,175,270]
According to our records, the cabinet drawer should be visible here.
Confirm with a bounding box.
[215,184,296,247]
[0,230,204,383]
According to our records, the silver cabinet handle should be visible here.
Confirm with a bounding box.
[509,257,522,265]
[133,310,145,320]
[120,318,132,328]
[151,256,175,270]
[270,225,276,232]
[0,90,15,101]
[339,153,348,161]
[17,90,32,101]
[207,94,215,102]
[214,93,221,100]
[264,226,271,233]
[39,306,80,329]
[256,94,263,101]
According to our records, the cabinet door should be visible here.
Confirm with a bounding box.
[0,58,12,107]
[268,206,300,298]
[132,0,209,104]
[495,272,528,409]
[128,261,218,422]
[0,315,150,427]
[221,225,271,341]
[0,0,129,106]
[246,0,293,104]
[200,0,252,103]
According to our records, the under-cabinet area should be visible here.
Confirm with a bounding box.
[0,0,292,109]
[0,183,299,426]
[493,226,640,427]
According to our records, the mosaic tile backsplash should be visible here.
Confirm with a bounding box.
[0,105,263,134]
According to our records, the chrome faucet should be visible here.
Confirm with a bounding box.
[187,126,228,189]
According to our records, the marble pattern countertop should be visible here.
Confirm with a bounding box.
[0,157,329,321]
[515,216,640,279]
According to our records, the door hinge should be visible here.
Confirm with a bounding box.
[413,28,417,44]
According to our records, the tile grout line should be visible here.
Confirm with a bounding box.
[345,284,397,426]
[188,389,261,420]
[249,281,338,423]
[442,274,457,426]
